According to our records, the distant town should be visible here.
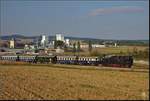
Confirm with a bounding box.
[0,34,149,56]
[0,34,120,56]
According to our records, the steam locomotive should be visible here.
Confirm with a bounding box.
[0,55,133,68]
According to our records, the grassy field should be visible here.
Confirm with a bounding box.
[0,64,149,100]
[64,46,148,55]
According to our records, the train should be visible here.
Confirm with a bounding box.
[0,55,133,68]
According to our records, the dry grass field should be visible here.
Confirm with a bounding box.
[0,63,149,100]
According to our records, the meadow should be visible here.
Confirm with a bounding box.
[0,63,149,100]
[64,46,149,60]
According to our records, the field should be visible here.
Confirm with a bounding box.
[64,46,148,56]
[0,63,149,100]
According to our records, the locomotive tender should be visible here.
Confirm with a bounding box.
[0,55,133,68]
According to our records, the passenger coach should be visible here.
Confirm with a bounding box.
[56,56,77,64]
[78,56,99,66]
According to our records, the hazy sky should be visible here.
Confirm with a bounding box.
[0,0,149,40]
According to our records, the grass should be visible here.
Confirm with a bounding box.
[0,64,149,100]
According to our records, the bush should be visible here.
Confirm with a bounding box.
[90,50,99,56]
[132,48,149,60]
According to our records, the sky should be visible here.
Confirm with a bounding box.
[0,0,149,40]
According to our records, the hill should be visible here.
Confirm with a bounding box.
[0,34,149,46]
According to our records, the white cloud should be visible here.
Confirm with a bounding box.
[88,6,144,16]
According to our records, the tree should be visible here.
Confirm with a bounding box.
[54,40,57,49]
[54,40,64,49]
[88,40,92,53]
[133,47,138,55]
[73,43,76,56]
[77,41,80,55]
[64,45,68,52]
[90,49,99,56]
[119,50,123,54]
[34,49,39,53]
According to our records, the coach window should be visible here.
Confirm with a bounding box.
[92,58,94,61]
[86,58,88,61]
[91,58,93,61]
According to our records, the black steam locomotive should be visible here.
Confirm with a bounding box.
[0,55,133,68]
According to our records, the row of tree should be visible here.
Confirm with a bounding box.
[54,40,93,55]
[72,40,92,55]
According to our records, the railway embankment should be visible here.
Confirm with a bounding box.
[134,60,149,65]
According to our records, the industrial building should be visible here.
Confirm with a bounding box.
[9,38,15,48]
[56,34,64,41]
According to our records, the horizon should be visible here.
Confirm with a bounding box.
[0,1,149,40]
[1,33,149,41]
